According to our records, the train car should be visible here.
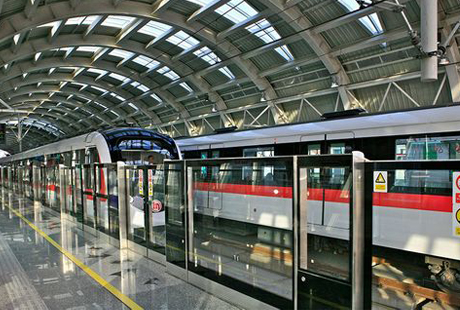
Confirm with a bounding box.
[178,104,460,297]
[0,128,181,242]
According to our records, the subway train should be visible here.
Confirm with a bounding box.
[0,128,181,244]
[177,104,460,296]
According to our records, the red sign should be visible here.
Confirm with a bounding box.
[456,193,460,204]
[152,199,163,213]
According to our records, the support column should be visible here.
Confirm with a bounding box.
[421,0,438,82]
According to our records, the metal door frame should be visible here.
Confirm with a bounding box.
[295,152,368,309]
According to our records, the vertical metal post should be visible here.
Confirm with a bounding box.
[352,151,366,309]
[421,0,438,82]
[187,165,194,263]
[292,156,299,310]
[59,165,66,215]
[117,161,128,249]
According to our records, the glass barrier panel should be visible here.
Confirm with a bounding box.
[372,168,460,308]
[82,166,95,227]
[127,168,146,245]
[188,159,293,307]
[74,166,84,223]
[108,166,119,239]
[147,165,165,254]
[165,162,185,267]
[96,166,109,233]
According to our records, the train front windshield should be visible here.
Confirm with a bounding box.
[103,129,180,164]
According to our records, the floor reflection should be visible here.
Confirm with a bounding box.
[0,186,239,310]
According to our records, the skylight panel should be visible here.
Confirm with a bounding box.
[13,34,20,45]
[166,31,199,50]
[246,19,280,43]
[186,0,211,5]
[81,15,101,25]
[157,66,180,80]
[138,21,172,37]
[109,49,135,59]
[101,15,135,29]
[150,93,162,102]
[110,93,126,101]
[180,82,193,93]
[216,0,258,24]
[109,72,128,82]
[91,85,107,93]
[88,68,107,77]
[246,19,295,61]
[275,45,295,61]
[219,67,235,79]
[132,55,159,69]
[77,46,100,53]
[66,16,85,25]
[110,110,120,117]
[94,101,107,109]
[128,103,139,111]
[194,46,220,65]
[338,0,383,35]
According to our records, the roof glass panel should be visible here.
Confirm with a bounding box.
[101,15,135,29]
[150,93,162,102]
[138,21,172,37]
[166,31,199,50]
[91,86,108,93]
[246,19,294,61]
[180,82,194,93]
[218,67,235,79]
[275,45,295,61]
[109,49,135,59]
[77,46,100,53]
[128,102,139,111]
[215,0,258,23]
[186,0,211,5]
[109,72,129,82]
[132,55,160,69]
[246,19,280,43]
[157,66,180,80]
[193,46,220,65]
[338,0,383,34]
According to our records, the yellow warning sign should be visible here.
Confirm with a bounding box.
[373,171,387,193]
[375,173,386,183]
[457,209,460,225]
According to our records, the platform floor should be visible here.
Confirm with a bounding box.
[0,191,239,310]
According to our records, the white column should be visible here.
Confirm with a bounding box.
[421,0,438,82]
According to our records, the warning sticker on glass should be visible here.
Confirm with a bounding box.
[373,171,387,193]
[138,169,144,195]
[452,172,460,237]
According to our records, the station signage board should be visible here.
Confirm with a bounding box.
[452,172,460,237]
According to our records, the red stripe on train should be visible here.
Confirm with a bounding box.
[193,182,451,212]
[373,192,452,212]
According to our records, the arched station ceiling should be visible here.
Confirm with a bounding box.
[0,0,459,153]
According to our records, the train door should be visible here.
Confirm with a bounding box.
[107,165,119,240]
[82,164,96,228]
[126,165,166,259]
[74,165,84,223]
[95,165,109,234]
[296,153,369,309]
[62,167,74,215]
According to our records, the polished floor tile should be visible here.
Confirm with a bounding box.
[0,189,240,310]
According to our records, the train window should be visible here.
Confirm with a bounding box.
[243,147,274,157]
[85,147,100,164]
[329,143,345,154]
[396,135,460,160]
[308,144,321,155]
